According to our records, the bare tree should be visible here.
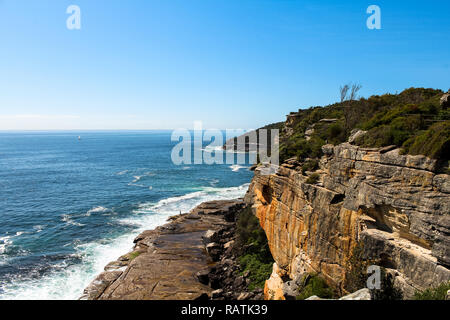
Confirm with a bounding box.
[340,83,363,132]
[349,83,362,101]
[340,84,350,103]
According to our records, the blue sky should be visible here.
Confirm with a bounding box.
[0,0,449,130]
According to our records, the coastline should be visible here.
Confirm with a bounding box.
[81,199,259,300]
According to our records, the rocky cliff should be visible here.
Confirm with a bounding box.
[83,88,449,301]
[245,142,450,299]
[81,200,245,300]
[83,140,449,300]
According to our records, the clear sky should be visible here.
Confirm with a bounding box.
[0,0,449,130]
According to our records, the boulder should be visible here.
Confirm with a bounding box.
[282,280,299,300]
[206,242,221,261]
[264,263,286,300]
[202,230,219,244]
[304,288,371,300]
[233,276,245,288]
[224,240,234,249]
[440,91,450,109]
[196,270,210,285]
[348,129,367,144]
[211,289,223,299]
[237,292,252,300]
[305,295,322,300]
[339,288,371,300]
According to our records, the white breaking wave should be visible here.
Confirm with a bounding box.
[61,214,85,227]
[85,206,109,216]
[0,235,13,255]
[33,225,45,233]
[119,184,249,229]
[209,179,219,187]
[0,237,11,264]
[0,183,249,300]
[128,172,156,187]
[132,176,142,183]
[230,164,248,172]
[0,233,27,266]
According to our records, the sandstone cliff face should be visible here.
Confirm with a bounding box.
[245,143,450,299]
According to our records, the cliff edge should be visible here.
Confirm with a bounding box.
[245,142,449,299]
[81,200,245,300]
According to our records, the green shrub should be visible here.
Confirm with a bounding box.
[306,173,320,185]
[239,254,274,290]
[370,268,403,300]
[284,136,325,162]
[301,159,319,175]
[296,274,335,300]
[355,125,393,147]
[125,251,142,261]
[327,123,346,143]
[413,282,450,300]
[344,242,374,293]
[235,207,274,290]
[279,87,447,162]
[402,121,450,160]
[344,243,402,300]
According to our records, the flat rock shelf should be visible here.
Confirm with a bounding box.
[81,199,245,300]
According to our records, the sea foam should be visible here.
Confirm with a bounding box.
[0,183,249,300]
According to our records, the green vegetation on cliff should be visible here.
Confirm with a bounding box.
[235,207,274,290]
[279,88,449,167]
[413,281,450,300]
[295,274,335,300]
[344,242,403,300]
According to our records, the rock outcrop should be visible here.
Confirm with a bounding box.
[245,143,450,299]
[83,131,449,300]
[440,90,450,109]
[81,200,245,300]
[306,288,371,300]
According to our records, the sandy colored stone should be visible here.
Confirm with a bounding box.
[264,263,286,300]
[83,200,244,300]
[245,143,450,298]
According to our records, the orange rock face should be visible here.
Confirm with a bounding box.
[264,263,286,300]
[247,167,361,297]
[245,144,450,299]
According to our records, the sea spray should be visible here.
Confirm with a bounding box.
[0,184,249,300]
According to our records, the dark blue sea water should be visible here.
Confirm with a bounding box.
[0,131,253,299]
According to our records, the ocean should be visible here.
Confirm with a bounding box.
[0,131,253,300]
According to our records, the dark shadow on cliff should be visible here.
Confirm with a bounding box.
[234,207,274,290]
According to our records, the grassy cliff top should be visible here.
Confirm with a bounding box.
[278,88,449,167]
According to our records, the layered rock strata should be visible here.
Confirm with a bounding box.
[245,143,450,299]
[81,200,245,300]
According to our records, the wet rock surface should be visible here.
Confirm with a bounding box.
[81,199,249,300]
